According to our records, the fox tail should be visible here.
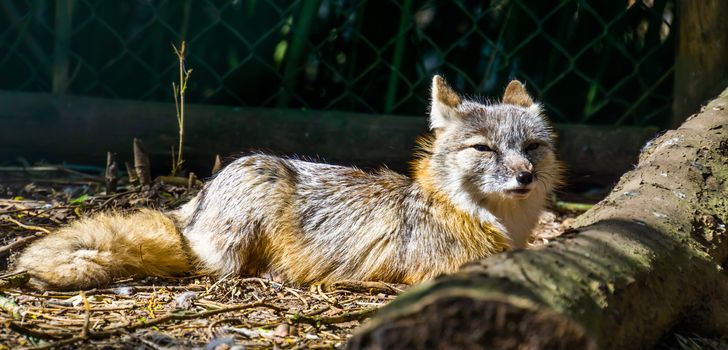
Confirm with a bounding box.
[15,209,193,290]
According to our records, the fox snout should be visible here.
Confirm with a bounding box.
[500,157,537,197]
[516,171,533,185]
[505,156,534,184]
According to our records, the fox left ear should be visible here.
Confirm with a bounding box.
[502,80,533,106]
[503,80,543,114]
[429,75,463,130]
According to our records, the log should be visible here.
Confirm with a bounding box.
[348,87,728,349]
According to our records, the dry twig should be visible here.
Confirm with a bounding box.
[288,307,379,326]
[331,280,405,295]
[43,284,207,297]
[0,233,44,258]
[80,291,91,337]
[2,217,51,234]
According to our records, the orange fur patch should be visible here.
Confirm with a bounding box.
[411,140,510,265]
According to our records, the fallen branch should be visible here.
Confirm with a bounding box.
[288,307,379,326]
[331,280,404,295]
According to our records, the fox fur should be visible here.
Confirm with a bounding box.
[16,76,562,290]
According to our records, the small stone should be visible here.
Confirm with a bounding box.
[258,329,275,339]
[274,323,289,337]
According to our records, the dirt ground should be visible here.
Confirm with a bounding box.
[0,166,714,349]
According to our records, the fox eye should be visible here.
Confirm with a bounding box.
[472,144,494,152]
[525,142,541,151]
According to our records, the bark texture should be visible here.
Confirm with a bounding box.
[348,87,728,350]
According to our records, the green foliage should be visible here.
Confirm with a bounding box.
[69,194,89,205]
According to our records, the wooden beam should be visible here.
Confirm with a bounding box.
[672,0,728,126]
[0,91,655,187]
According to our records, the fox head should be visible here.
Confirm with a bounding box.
[416,75,562,215]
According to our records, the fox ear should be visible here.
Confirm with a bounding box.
[502,80,534,107]
[429,75,463,130]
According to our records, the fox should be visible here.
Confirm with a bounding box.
[15,75,562,290]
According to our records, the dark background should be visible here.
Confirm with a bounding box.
[1,0,674,126]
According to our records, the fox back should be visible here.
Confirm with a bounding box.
[16,76,561,290]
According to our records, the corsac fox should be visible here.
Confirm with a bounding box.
[16,76,562,290]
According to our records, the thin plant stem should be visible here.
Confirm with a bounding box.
[171,41,192,176]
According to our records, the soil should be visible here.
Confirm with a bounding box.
[0,166,580,349]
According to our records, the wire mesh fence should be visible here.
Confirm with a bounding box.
[0,0,674,126]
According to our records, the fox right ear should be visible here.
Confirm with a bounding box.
[429,75,463,130]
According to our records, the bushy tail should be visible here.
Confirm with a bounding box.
[15,209,193,290]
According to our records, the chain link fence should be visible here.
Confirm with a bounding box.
[1,0,674,126]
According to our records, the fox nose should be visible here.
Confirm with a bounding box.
[516,171,533,185]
